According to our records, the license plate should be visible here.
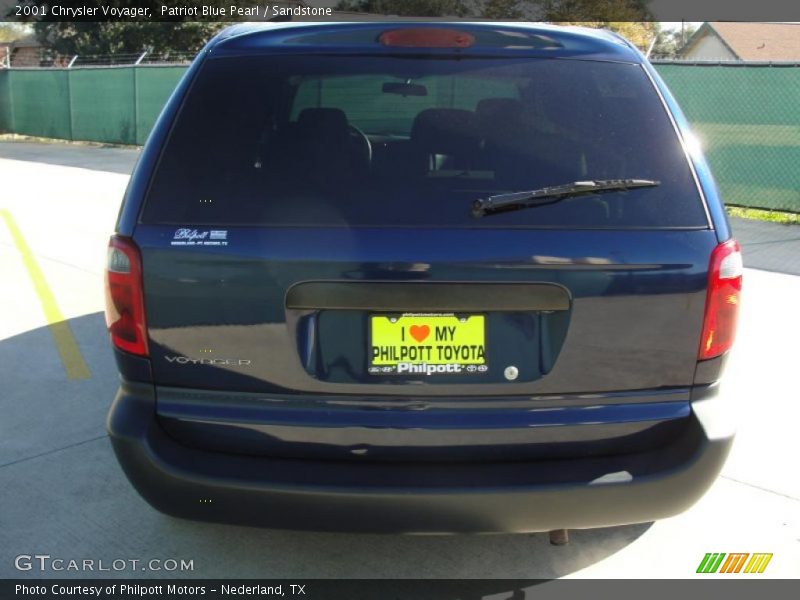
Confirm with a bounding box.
[369,313,487,376]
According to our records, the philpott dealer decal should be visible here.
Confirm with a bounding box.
[171,229,228,247]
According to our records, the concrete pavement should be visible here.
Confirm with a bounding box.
[0,141,798,579]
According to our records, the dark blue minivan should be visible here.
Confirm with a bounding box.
[105,22,742,533]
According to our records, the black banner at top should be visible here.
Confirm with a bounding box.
[3,0,800,23]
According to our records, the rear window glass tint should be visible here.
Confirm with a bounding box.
[141,55,707,229]
[289,74,520,136]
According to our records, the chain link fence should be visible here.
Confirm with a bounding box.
[67,52,196,67]
[11,50,196,68]
[0,65,185,145]
[0,60,799,212]
[655,61,800,213]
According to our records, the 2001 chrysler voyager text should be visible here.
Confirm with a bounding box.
[105,22,742,533]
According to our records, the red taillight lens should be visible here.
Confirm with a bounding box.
[104,235,148,356]
[379,28,475,48]
[699,239,742,360]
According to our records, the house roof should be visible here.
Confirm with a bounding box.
[683,22,800,61]
[8,34,40,49]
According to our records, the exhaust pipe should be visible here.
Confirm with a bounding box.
[549,529,569,546]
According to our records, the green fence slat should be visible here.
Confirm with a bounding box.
[656,64,800,212]
[8,69,71,139]
[0,65,187,145]
[68,67,137,144]
[0,70,12,133]
[134,66,186,145]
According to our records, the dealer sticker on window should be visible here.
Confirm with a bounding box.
[170,228,228,246]
[369,313,487,376]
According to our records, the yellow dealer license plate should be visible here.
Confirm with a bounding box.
[369,313,487,376]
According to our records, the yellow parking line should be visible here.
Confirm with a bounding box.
[1,209,91,380]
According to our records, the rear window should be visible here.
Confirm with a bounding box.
[141,55,707,229]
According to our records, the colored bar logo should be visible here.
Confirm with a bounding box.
[697,553,773,574]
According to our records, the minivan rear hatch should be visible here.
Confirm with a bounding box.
[128,25,716,459]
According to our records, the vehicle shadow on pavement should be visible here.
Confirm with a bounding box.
[0,312,652,580]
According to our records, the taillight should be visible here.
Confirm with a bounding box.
[104,235,148,356]
[698,239,742,360]
[379,28,475,48]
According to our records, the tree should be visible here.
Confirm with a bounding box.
[13,1,230,57]
[540,20,656,52]
[336,0,470,17]
[482,0,524,19]
[538,0,652,21]
[537,0,656,52]
[335,1,657,51]
[31,22,227,58]
[0,23,30,43]
[602,22,657,51]
[650,23,698,59]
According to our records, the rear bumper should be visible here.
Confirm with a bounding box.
[107,381,734,533]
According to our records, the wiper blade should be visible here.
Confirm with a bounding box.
[472,179,660,218]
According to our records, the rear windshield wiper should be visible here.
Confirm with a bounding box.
[472,179,660,218]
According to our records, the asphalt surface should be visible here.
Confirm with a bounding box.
[734,217,800,276]
[0,140,140,175]
[0,141,798,579]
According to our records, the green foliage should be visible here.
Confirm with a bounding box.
[481,0,524,19]
[12,1,229,56]
[537,1,655,51]
[650,24,698,59]
[538,0,652,21]
[334,0,656,50]
[336,0,654,20]
[0,23,30,43]
[31,22,226,57]
[335,0,470,17]
[727,206,799,225]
